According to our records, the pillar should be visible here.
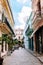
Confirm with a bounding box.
[3,41,5,52]
[33,34,36,52]
[6,44,8,51]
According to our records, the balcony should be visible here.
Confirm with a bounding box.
[32,11,41,26]
[25,12,32,33]
[4,17,14,35]
[0,13,14,35]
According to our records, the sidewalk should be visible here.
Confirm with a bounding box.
[26,49,43,63]
[37,56,43,63]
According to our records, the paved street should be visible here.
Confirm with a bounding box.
[3,48,42,65]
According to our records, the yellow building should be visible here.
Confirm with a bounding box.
[0,0,14,57]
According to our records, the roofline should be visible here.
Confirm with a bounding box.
[7,0,15,24]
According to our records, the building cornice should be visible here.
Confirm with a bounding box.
[6,0,15,24]
[3,0,15,25]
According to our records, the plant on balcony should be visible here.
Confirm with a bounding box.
[0,37,2,45]
[26,28,33,36]
[2,34,10,44]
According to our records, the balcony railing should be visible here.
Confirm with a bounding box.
[32,11,41,25]
[5,17,14,34]
[2,13,14,35]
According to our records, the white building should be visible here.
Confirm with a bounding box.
[14,28,23,41]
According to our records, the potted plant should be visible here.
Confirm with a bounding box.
[0,37,3,65]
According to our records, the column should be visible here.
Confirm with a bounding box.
[33,34,36,52]
[6,44,8,51]
[3,41,5,52]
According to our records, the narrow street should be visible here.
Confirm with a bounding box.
[3,48,42,65]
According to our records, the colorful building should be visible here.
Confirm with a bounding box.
[0,0,15,57]
[23,13,34,50]
[31,0,43,54]
[24,0,43,54]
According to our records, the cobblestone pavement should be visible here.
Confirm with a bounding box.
[3,48,42,65]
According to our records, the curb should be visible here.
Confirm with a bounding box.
[37,57,43,64]
[25,49,43,64]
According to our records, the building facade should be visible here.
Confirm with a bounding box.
[0,0,14,57]
[24,0,43,54]
[14,29,23,42]
[23,13,34,50]
[31,0,43,54]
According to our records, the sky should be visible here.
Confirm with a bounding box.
[9,0,32,29]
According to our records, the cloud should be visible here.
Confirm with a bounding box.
[9,0,32,29]
[17,0,30,4]
[14,24,25,29]
[17,6,32,28]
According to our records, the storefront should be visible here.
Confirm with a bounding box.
[35,26,43,54]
